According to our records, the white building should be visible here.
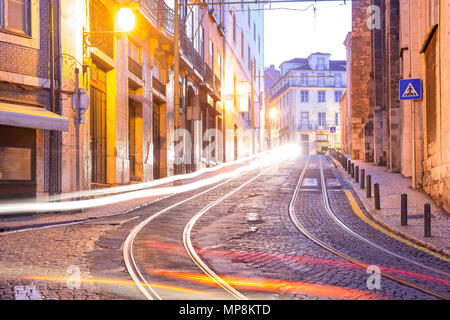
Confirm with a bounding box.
[269,53,346,154]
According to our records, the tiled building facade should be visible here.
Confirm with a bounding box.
[0,0,265,199]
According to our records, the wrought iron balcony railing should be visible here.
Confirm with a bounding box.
[138,0,174,34]
[153,76,166,96]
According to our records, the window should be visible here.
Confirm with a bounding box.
[232,14,236,42]
[318,73,325,86]
[318,91,326,103]
[301,73,308,86]
[248,8,250,26]
[209,40,214,67]
[241,32,244,58]
[253,23,256,41]
[300,112,309,130]
[128,41,141,64]
[335,112,339,126]
[1,0,31,35]
[334,73,342,87]
[300,90,309,102]
[317,57,325,70]
[318,112,326,127]
[335,91,343,102]
[199,25,204,59]
[316,134,328,141]
[217,52,222,79]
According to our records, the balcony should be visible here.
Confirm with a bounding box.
[128,57,142,79]
[180,33,204,76]
[153,76,166,97]
[138,0,174,34]
[212,74,221,100]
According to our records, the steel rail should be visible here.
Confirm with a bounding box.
[319,157,450,278]
[123,153,288,299]
[288,155,449,300]
[182,159,289,300]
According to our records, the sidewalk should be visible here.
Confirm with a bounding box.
[332,155,450,256]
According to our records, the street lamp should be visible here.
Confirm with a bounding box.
[116,7,136,32]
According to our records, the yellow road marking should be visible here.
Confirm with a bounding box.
[344,190,450,262]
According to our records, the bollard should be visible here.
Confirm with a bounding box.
[355,166,359,183]
[401,194,407,226]
[344,158,348,171]
[351,163,355,178]
[366,175,372,198]
[360,169,365,188]
[374,183,380,210]
[348,160,351,173]
[424,203,431,237]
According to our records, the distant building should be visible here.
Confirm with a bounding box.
[268,53,346,154]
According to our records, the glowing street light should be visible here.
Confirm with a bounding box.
[116,7,136,33]
[269,107,277,120]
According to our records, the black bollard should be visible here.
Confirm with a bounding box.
[424,203,431,237]
[351,163,355,178]
[374,183,380,210]
[348,160,351,173]
[360,169,365,188]
[355,166,359,183]
[366,175,371,198]
[401,194,408,226]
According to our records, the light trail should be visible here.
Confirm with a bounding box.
[145,241,450,286]
[22,275,214,297]
[0,145,297,215]
[144,269,384,300]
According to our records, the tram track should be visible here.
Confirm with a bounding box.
[123,149,298,300]
[289,155,449,300]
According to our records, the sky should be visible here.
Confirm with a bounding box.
[264,1,352,68]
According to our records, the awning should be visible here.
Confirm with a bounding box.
[0,102,69,131]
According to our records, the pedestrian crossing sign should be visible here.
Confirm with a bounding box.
[399,79,422,100]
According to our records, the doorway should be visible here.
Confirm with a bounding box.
[153,103,161,179]
[90,65,107,185]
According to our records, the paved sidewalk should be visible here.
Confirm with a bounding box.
[332,155,450,256]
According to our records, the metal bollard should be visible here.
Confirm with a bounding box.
[401,194,407,226]
[424,203,431,237]
[351,163,355,178]
[360,169,365,188]
[374,183,380,209]
[347,160,351,173]
[355,166,359,183]
[366,175,371,198]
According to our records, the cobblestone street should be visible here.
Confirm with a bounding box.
[2,154,447,300]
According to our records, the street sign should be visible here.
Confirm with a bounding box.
[329,126,336,133]
[71,89,89,113]
[399,78,422,100]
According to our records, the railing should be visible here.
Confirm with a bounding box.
[214,74,221,98]
[180,33,204,76]
[204,63,214,89]
[138,0,174,34]
[153,76,166,96]
[128,57,143,79]
[270,81,346,100]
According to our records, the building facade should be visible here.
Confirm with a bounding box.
[0,0,264,200]
[269,53,346,154]
[344,0,450,212]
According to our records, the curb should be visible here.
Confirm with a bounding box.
[329,155,450,258]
